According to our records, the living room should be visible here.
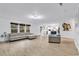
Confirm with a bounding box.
[0,3,79,56]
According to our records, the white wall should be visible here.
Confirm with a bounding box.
[0,18,10,41]
[60,19,75,39]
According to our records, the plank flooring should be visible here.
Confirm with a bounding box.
[0,36,78,56]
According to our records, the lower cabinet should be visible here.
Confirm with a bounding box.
[49,35,61,43]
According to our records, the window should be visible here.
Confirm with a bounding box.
[10,22,31,33]
[11,23,18,33]
[20,24,25,33]
[26,25,30,32]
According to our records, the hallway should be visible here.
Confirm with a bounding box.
[0,36,78,56]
